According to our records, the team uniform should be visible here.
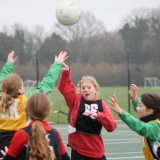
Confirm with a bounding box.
[3,121,70,160]
[0,61,63,158]
[119,100,160,160]
[58,69,117,159]
[0,62,14,83]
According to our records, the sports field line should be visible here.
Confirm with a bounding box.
[107,156,144,160]
[105,141,140,145]
[107,151,142,155]
[104,138,139,141]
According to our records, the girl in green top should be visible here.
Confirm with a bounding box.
[109,84,160,160]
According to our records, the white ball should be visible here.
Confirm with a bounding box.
[56,0,81,26]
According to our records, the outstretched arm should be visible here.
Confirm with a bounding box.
[108,96,123,115]
[58,64,79,112]
[108,95,160,141]
[128,84,140,110]
[128,84,138,101]
[26,51,68,98]
[0,51,17,82]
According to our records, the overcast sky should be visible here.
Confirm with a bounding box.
[0,0,160,32]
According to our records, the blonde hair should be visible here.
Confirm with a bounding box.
[0,74,22,113]
[27,93,55,160]
[77,76,100,94]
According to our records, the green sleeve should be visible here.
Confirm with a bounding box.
[0,62,14,82]
[119,110,160,141]
[26,61,62,98]
[132,97,140,111]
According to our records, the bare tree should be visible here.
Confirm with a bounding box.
[53,11,106,41]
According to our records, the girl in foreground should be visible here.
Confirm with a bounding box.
[2,93,70,160]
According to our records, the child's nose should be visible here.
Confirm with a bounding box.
[136,106,139,111]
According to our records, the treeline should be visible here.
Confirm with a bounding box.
[0,8,160,86]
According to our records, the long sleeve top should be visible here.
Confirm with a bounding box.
[120,109,160,160]
[0,61,62,131]
[0,62,14,83]
[4,121,70,160]
[58,69,117,158]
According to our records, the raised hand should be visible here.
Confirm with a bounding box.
[7,51,18,64]
[108,96,123,115]
[55,51,69,63]
[128,84,138,101]
[62,63,69,71]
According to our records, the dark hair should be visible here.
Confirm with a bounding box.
[141,93,160,116]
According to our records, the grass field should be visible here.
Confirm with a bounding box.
[47,86,160,123]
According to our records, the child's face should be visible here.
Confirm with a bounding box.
[18,82,25,95]
[136,101,153,119]
[79,81,98,101]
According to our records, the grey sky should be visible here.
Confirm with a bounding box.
[0,0,159,32]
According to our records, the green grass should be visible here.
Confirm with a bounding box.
[47,86,160,123]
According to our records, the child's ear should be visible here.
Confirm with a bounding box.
[96,87,99,93]
[148,108,154,115]
[18,88,24,95]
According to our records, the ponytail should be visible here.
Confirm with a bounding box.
[29,120,55,160]
[0,92,13,113]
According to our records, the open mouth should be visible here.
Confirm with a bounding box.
[85,94,89,97]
